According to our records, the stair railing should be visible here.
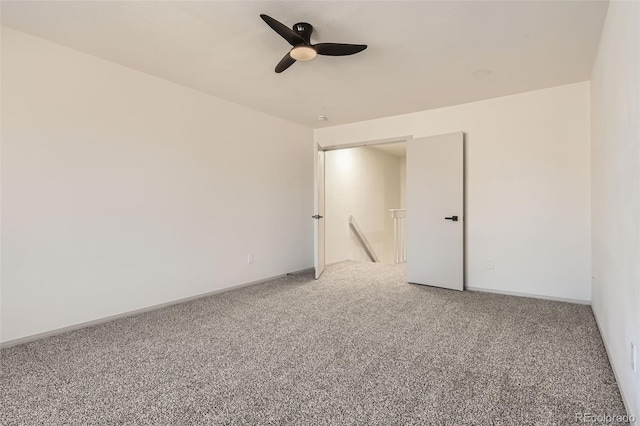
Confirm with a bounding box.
[390,209,407,264]
[348,215,380,262]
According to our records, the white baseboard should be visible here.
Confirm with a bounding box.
[465,286,591,305]
[0,266,314,349]
[592,308,634,418]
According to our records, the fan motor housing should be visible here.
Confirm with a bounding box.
[293,22,313,43]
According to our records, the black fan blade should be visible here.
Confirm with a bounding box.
[314,43,367,56]
[260,14,305,46]
[275,52,296,73]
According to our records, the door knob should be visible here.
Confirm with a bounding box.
[444,216,458,221]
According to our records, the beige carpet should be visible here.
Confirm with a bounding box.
[1,261,627,425]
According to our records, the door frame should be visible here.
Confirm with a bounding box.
[321,135,414,152]
[314,133,467,289]
[313,143,325,279]
[314,135,413,279]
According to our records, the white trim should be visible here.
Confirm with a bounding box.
[0,267,314,349]
[466,286,591,305]
[592,309,633,417]
[320,135,413,152]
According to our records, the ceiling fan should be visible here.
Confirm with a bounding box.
[260,14,367,73]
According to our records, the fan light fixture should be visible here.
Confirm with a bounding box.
[260,14,367,73]
[290,46,317,61]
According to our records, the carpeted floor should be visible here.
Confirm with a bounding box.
[1,262,627,425]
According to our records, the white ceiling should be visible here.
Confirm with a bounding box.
[1,1,608,128]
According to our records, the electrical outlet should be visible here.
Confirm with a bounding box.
[247,253,254,264]
[487,260,495,269]
[632,342,637,373]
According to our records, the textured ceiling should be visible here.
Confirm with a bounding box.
[1,1,608,128]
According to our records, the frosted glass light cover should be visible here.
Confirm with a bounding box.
[290,46,317,61]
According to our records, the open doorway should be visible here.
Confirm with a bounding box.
[324,142,406,267]
[314,132,465,291]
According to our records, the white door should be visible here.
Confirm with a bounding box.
[314,146,325,279]
[406,132,464,291]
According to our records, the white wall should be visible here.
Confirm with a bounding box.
[590,1,640,417]
[325,147,402,265]
[315,82,591,303]
[0,27,314,344]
